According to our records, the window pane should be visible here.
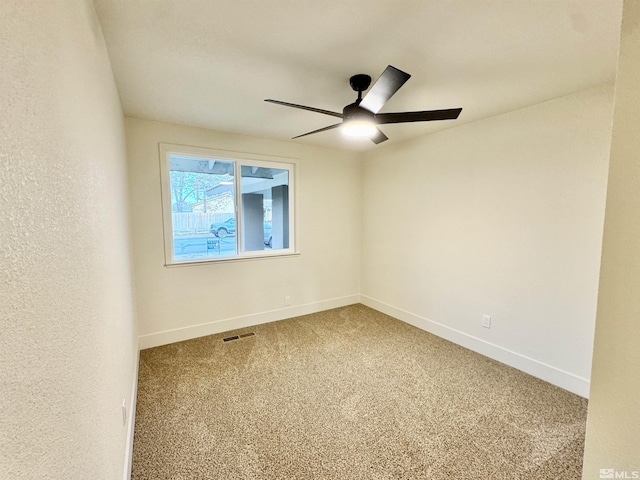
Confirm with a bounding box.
[168,154,236,260]
[240,165,290,252]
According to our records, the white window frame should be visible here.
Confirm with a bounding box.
[159,143,297,266]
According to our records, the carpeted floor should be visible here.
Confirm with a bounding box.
[131,304,588,479]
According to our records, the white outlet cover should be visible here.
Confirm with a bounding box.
[482,315,491,328]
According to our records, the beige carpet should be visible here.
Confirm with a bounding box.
[132,304,588,479]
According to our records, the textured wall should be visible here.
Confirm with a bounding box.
[0,1,137,479]
[126,118,361,342]
[583,0,640,474]
[361,86,614,395]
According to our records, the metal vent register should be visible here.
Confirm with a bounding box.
[223,332,256,342]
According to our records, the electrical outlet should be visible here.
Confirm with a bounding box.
[122,398,127,426]
[285,296,291,306]
[482,315,491,329]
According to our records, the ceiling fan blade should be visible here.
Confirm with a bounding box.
[376,108,462,124]
[265,99,343,118]
[291,123,342,139]
[359,65,411,114]
[370,128,388,144]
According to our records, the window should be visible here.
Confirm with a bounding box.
[159,144,296,265]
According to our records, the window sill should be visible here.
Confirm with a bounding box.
[164,251,301,268]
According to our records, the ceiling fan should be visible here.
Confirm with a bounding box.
[265,65,462,144]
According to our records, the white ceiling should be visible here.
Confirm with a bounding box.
[94,0,623,152]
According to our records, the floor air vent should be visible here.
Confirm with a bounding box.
[223,332,255,342]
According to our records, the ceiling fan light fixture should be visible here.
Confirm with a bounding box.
[341,120,377,138]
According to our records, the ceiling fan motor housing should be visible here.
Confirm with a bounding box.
[343,103,375,123]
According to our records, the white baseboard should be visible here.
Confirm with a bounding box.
[138,294,361,350]
[360,295,590,398]
[123,347,139,480]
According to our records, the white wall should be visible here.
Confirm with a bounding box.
[126,118,361,347]
[361,86,614,396]
[0,1,137,479]
[583,0,640,473]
